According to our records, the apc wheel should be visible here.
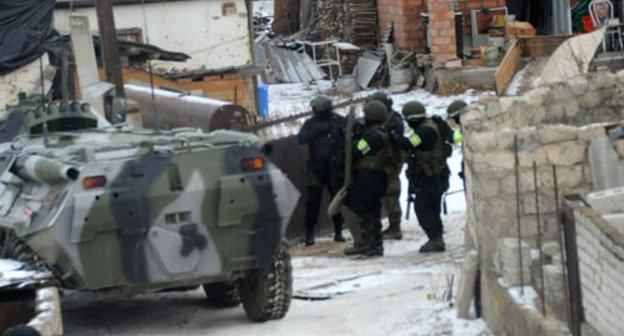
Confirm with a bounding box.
[238,242,292,322]
[203,281,241,307]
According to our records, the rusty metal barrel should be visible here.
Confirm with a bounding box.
[124,84,250,132]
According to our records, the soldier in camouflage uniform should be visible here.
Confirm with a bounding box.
[395,101,454,253]
[342,101,392,257]
[447,100,467,184]
[297,96,347,246]
[367,92,405,240]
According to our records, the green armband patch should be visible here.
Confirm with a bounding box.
[357,139,371,154]
[453,130,463,144]
[409,134,422,148]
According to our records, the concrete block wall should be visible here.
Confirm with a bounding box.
[575,206,624,336]
[462,70,624,335]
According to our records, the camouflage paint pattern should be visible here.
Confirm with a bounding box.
[0,100,299,293]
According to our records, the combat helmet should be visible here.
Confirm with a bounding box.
[363,100,388,125]
[367,91,393,110]
[447,100,467,124]
[310,96,333,116]
[402,101,426,123]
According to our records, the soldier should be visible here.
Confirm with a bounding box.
[447,100,467,183]
[342,101,391,257]
[367,92,405,240]
[397,101,454,253]
[297,96,347,246]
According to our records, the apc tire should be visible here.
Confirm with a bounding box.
[238,242,292,322]
[203,281,241,308]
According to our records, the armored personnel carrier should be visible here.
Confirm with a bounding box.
[0,96,299,335]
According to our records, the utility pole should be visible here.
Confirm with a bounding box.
[95,0,125,98]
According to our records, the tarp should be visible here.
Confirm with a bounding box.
[0,0,56,75]
[537,28,606,86]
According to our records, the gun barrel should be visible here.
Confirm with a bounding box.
[13,155,80,183]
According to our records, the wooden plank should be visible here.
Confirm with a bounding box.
[505,21,536,39]
[519,35,573,58]
[495,40,522,95]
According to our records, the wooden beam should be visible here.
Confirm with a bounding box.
[495,39,522,95]
[518,35,572,58]
[95,0,125,97]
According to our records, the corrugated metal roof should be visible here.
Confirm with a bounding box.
[254,42,326,84]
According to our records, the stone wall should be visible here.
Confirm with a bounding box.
[575,206,624,336]
[462,71,624,335]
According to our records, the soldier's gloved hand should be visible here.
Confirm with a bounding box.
[458,171,465,180]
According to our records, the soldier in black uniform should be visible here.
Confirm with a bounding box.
[393,101,454,253]
[342,101,392,257]
[297,96,347,246]
[367,92,405,240]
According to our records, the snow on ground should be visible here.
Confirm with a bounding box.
[60,137,494,336]
[253,0,274,16]
[0,259,37,288]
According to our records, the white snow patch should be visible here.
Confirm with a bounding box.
[0,259,37,288]
[0,258,22,272]
[253,0,274,16]
[407,302,494,336]
[504,280,539,310]
[505,63,529,96]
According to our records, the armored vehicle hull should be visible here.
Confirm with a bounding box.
[0,101,299,331]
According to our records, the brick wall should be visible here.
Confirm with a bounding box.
[377,0,427,52]
[458,0,507,36]
[427,0,456,63]
[376,0,506,65]
[575,207,624,336]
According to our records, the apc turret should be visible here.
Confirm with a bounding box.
[0,93,100,143]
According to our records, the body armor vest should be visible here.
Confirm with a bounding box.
[355,126,392,173]
[413,120,452,176]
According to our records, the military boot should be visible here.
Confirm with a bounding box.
[382,221,403,240]
[362,245,384,257]
[419,238,446,253]
[334,230,346,242]
[343,245,368,256]
[304,228,315,246]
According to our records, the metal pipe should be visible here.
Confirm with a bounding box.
[124,84,249,132]
[514,136,525,294]
[533,161,546,315]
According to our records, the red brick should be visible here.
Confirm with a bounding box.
[430,11,456,20]
[429,20,452,29]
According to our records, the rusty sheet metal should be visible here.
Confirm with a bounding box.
[125,84,250,132]
[254,42,326,84]
[267,135,334,239]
